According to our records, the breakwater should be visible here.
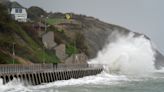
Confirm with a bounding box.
[0,64,103,85]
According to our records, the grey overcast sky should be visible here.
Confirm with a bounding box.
[11,0,164,54]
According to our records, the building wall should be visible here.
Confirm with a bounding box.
[11,8,27,22]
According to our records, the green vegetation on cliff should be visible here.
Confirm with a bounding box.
[46,18,66,25]
[0,4,59,64]
[27,6,47,20]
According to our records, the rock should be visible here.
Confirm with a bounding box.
[64,55,74,64]
[74,53,88,64]
[155,51,164,69]
[64,53,88,64]
[54,44,68,60]
[42,31,57,49]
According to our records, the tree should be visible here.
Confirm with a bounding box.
[0,4,11,22]
[27,6,47,20]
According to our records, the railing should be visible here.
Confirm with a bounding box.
[0,64,103,74]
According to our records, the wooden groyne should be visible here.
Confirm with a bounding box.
[0,64,103,85]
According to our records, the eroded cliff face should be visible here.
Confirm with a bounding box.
[155,51,164,69]
[51,13,164,69]
[52,14,138,58]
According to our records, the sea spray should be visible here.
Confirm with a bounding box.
[0,78,31,92]
[89,32,156,75]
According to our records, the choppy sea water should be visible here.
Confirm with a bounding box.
[1,70,164,92]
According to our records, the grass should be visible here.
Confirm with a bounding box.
[0,52,20,64]
[46,18,68,25]
[6,22,59,63]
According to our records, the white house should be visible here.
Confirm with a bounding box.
[9,2,27,22]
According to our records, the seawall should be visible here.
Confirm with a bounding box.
[0,64,103,85]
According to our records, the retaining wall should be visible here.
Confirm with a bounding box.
[0,64,103,85]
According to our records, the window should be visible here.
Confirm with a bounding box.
[15,8,22,13]
[15,8,19,13]
[19,9,22,13]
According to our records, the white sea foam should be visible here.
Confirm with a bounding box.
[30,71,128,89]
[0,78,31,92]
[0,72,129,91]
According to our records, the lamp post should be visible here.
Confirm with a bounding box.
[12,42,15,64]
[43,42,47,64]
[43,17,49,64]
[73,40,76,63]
[44,17,48,32]
[40,15,44,32]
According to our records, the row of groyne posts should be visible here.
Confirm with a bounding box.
[0,64,103,85]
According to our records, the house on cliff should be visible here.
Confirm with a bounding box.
[8,2,27,22]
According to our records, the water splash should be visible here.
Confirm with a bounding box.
[0,78,31,92]
[89,32,156,75]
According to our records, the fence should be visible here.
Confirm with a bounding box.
[0,64,103,85]
[0,64,103,74]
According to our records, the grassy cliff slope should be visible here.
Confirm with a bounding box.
[0,4,59,64]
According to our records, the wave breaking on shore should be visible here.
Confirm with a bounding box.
[89,32,156,75]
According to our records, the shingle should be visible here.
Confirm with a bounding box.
[10,2,24,8]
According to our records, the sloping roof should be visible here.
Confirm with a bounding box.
[10,2,24,8]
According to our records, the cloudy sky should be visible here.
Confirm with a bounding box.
[11,0,164,54]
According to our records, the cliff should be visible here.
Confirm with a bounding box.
[47,13,164,69]
[0,2,164,69]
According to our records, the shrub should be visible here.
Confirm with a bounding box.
[66,43,78,56]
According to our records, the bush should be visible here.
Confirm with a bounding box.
[66,43,78,56]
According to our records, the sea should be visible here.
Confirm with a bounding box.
[0,70,164,92]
